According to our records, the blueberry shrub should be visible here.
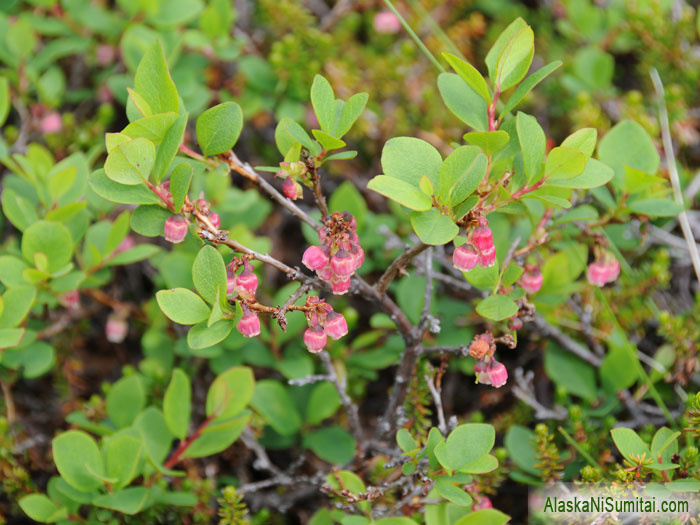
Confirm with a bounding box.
[1,1,700,524]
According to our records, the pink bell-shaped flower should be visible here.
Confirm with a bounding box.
[453,245,479,272]
[324,312,348,340]
[163,215,188,244]
[304,325,327,353]
[302,245,330,271]
[237,310,261,338]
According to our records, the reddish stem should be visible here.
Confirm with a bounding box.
[163,412,217,470]
[488,87,501,132]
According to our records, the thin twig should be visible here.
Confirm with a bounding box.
[375,241,429,295]
[419,345,468,356]
[424,374,447,435]
[530,315,602,367]
[320,352,364,445]
[650,68,700,283]
[419,248,435,332]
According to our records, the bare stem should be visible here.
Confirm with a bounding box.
[320,352,364,446]
[375,241,430,296]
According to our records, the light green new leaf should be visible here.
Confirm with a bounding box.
[156,288,210,325]
[598,120,660,186]
[206,366,255,419]
[187,319,234,349]
[93,487,149,515]
[438,145,488,205]
[21,221,73,273]
[106,375,146,428]
[485,17,529,82]
[611,428,651,460]
[310,74,335,134]
[628,198,683,217]
[463,131,510,156]
[192,245,228,305]
[435,477,473,507]
[133,40,179,114]
[495,26,534,91]
[105,435,143,490]
[183,412,250,458]
[88,169,162,205]
[104,137,156,185]
[169,162,193,213]
[312,129,346,151]
[410,209,459,245]
[499,60,562,117]
[438,73,489,131]
[544,147,585,180]
[516,112,545,183]
[153,112,187,182]
[455,509,510,525]
[335,92,368,138]
[476,295,518,321]
[164,368,191,439]
[122,112,179,144]
[0,77,10,127]
[546,158,613,189]
[442,52,490,104]
[367,176,432,211]
[19,494,67,523]
[561,128,597,159]
[52,430,104,492]
[381,136,443,186]
[196,102,243,156]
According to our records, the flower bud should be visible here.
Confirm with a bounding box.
[373,10,401,34]
[331,250,355,278]
[587,261,608,287]
[330,277,351,295]
[304,326,327,353]
[324,312,348,340]
[478,245,496,267]
[40,112,62,134]
[209,212,221,229]
[350,246,364,271]
[509,317,523,331]
[606,257,620,283]
[453,245,479,272]
[472,224,494,252]
[237,311,261,338]
[163,215,188,243]
[472,497,493,511]
[105,316,128,343]
[282,177,303,200]
[469,336,491,359]
[520,268,543,294]
[236,264,258,295]
[302,245,330,271]
[115,236,134,254]
[488,361,508,388]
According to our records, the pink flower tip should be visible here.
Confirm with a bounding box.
[520,269,543,294]
[105,316,128,343]
[324,312,348,340]
[59,290,80,310]
[586,261,608,287]
[40,112,62,134]
[302,245,330,271]
[478,245,496,268]
[472,497,493,510]
[237,312,261,338]
[282,177,303,200]
[373,10,401,34]
[472,224,494,252]
[236,269,258,295]
[304,326,327,353]
[453,245,479,272]
[331,250,355,278]
[209,212,221,229]
[163,215,188,243]
[330,277,351,295]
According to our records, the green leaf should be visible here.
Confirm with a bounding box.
[435,478,473,507]
[367,176,432,211]
[504,425,540,475]
[544,147,585,179]
[303,426,356,465]
[552,205,599,226]
[169,163,193,213]
[104,137,156,185]
[164,369,192,439]
[396,428,418,452]
[135,407,173,465]
[599,347,638,393]
[312,129,346,151]
[123,112,179,144]
[93,487,149,515]
[106,375,146,428]
[651,428,679,463]
[438,145,488,206]
[183,412,250,458]
[153,112,187,182]
[0,328,25,349]
[196,102,243,156]
[454,509,510,525]
[130,204,172,237]
[410,209,459,245]
[88,169,162,205]
[156,288,210,325]
[282,119,320,156]
[206,366,255,419]
[107,244,161,266]
[438,73,489,131]
[561,128,597,159]
[546,158,613,189]
[310,74,336,135]
[105,211,131,256]
[628,198,682,217]
[381,136,443,186]
[499,60,562,117]
[335,92,368,137]
[598,120,660,186]
[476,295,518,321]
[19,494,67,523]
[611,428,651,460]
[187,319,234,349]
[0,77,9,127]
[0,286,36,329]
[192,245,228,304]
[104,435,143,490]
[516,112,545,183]
[1,188,38,231]
[306,381,341,424]
[19,341,55,378]
[134,40,179,114]
[250,379,302,436]
[495,26,534,91]
[463,131,510,156]
[21,221,73,273]
[0,256,27,288]
[52,430,104,492]
[624,166,665,194]
[460,453,499,474]
[442,52,490,103]
[485,17,529,83]
[275,117,301,156]
[48,166,77,203]
[434,423,495,472]
[544,343,597,401]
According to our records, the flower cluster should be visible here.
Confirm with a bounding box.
[453,219,496,272]
[469,333,508,388]
[226,260,261,338]
[302,212,364,295]
[587,252,620,287]
[302,297,348,353]
[276,161,307,200]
